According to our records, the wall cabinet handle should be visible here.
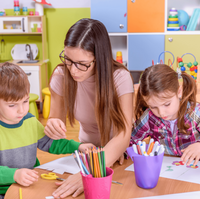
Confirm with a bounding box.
[26,72,31,76]
[168,38,173,42]
[119,24,124,29]
[131,0,135,2]
[22,18,25,32]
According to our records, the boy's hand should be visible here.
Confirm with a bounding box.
[78,143,96,152]
[181,142,200,166]
[44,118,66,140]
[14,169,39,186]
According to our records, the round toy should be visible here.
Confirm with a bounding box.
[178,10,189,27]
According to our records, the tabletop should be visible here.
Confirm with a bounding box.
[5,158,200,199]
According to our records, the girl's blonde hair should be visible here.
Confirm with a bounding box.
[135,64,196,134]
[0,62,30,101]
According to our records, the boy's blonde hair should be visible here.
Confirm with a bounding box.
[0,62,30,101]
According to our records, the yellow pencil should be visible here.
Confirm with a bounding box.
[19,188,22,199]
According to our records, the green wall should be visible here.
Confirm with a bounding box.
[44,8,90,77]
[3,8,90,79]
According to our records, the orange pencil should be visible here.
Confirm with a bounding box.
[92,148,97,177]
[147,142,155,155]
[95,149,101,177]
[94,149,101,177]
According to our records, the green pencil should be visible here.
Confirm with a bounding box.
[97,148,103,177]
[102,150,106,177]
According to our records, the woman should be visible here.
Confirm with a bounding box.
[44,18,134,198]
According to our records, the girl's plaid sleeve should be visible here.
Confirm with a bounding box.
[130,109,151,146]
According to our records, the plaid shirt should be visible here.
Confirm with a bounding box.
[130,103,200,156]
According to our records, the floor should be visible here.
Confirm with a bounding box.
[37,113,80,165]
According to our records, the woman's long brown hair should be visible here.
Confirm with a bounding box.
[58,18,131,145]
[135,64,196,134]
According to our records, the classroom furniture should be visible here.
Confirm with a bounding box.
[4,158,200,199]
[91,0,200,71]
[42,87,51,119]
[29,93,39,119]
[0,16,49,104]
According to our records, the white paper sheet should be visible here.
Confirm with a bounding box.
[36,155,80,174]
[130,191,200,199]
[125,156,200,184]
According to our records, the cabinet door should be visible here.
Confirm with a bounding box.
[91,0,127,32]
[165,35,200,71]
[19,66,41,100]
[128,0,165,33]
[128,35,165,70]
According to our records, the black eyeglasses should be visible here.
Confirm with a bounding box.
[59,50,95,72]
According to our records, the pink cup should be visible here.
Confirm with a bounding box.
[81,167,113,199]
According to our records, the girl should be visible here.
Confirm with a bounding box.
[44,18,134,198]
[130,64,200,167]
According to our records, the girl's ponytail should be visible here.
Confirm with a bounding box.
[135,85,148,120]
[178,72,197,133]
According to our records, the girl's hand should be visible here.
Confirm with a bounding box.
[44,118,66,140]
[78,143,96,152]
[181,142,200,166]
[52,172,83,198]
[14,169,38,186]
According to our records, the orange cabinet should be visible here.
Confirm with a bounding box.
[127,0,165,33]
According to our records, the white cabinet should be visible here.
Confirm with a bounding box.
[0,17,28,33]
[19,65,41,100]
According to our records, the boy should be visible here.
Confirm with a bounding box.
[0,62,93,198]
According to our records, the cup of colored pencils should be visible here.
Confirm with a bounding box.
[73,147,113,199]
[126,138,164,189]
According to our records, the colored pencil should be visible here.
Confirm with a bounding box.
[19,188,22,199]
[102,150,106,177]
[147,142,155,155]
[97,148,103,177]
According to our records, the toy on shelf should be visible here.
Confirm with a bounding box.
[33,0,52,16]
[178,10,189,28]
[167,8,180,31]
[0,9,6,16]
[14,0,20,16]
[177,53,198,80]
[116,51,123,63]
[157,51,175,67]
[22,7,28,15]
[186,8,200,31]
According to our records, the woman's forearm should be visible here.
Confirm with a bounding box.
[104,93,133,167]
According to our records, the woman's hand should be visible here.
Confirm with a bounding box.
[14,169,38,186]
[181,142,200,166]
[44,118,66,140]
[78,143,96,152]
[52,172,83,198]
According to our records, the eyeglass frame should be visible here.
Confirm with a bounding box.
[59,50,95,72]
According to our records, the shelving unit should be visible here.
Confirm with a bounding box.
[0,15,48,103]
[91,0,200,73]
